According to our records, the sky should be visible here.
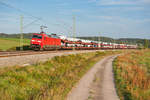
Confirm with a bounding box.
[0,0,150,39]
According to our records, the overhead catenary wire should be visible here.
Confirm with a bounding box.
[0,1,41,20]
[0,0,45,30]
[0,0,74,37]
[23,18,42,29]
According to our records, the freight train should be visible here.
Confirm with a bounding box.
[30,32,137,50]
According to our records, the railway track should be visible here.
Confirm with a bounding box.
[0,49,105,58]
[0,50,67,58]
[0,49,99,58]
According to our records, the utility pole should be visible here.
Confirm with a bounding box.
[69,27,72,38]
[98,32,101,49]
[73,15,76,50]
[73,15,76,38]
[113,37,116,49]
[20,15,23,51]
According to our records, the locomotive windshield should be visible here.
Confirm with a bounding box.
[49,34,59,38]
[32,35,42,39]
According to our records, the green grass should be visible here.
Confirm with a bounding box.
[113,49,150,100]
[0,51,120,100]
[0,38,30,51]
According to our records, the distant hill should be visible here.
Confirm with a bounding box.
[0,33,33,39]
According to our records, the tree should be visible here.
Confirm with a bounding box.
[144,39,149,48]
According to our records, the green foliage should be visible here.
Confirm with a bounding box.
[144,39,149,48]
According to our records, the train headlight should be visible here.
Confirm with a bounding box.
[32,40,35,42]
[37,41,41,43]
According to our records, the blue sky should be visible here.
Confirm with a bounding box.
[0,0,150,39]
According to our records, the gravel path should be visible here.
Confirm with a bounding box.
[67,55,120,100]
[0,50,101,68]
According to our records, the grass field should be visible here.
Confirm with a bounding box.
[113,49,150,100]
[0,38,30,51]
[0,51,120,100]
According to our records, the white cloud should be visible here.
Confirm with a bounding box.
[71,9,83,13]
[142,0,150,3]
[88,0,150,6]
[88,0,97,3]
[99,0,134,6]
[56,3,69,7]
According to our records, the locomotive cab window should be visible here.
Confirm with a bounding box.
[51,34,59,38]
[32,35,42,39]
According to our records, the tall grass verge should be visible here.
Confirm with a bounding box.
[0,51,120,100]
[113,50,150,100]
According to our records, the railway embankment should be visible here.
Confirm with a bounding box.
[0,50,103,68]
[0,50,120,100]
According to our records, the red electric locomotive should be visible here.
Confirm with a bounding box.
[30,32,61,50]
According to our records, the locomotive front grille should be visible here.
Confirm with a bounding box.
[31,44,40,48]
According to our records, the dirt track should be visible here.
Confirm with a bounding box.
[67,55,120,100]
